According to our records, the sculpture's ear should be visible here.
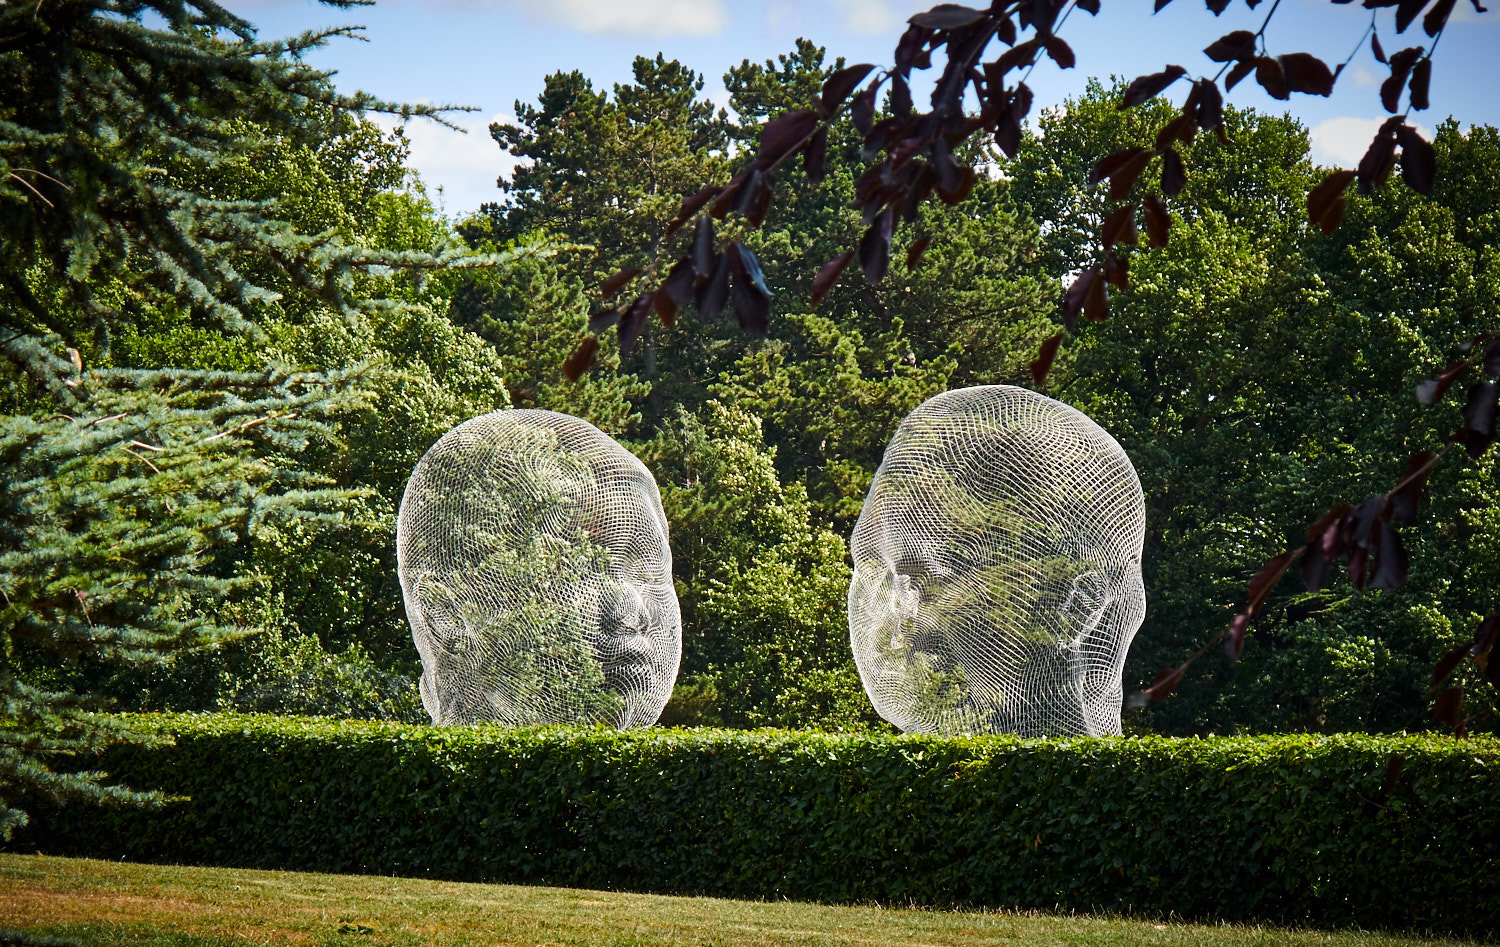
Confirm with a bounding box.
[413,574,466,646]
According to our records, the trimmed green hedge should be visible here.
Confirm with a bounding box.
[13,714,1499,934]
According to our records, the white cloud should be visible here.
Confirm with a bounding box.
[501,0,728,37]
[375,112,521,217]
[1309,115,1434,168]
[1349,64,1380,88]
[812,0,930,36]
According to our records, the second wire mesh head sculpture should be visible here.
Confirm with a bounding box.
[397,410,680,728]
[848,386,1145,737]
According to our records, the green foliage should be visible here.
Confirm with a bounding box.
[0,1,527,836]
[212,623,422,723]
[641,403,880,730]
[1014,85,1500,734]
[15,713,1499,936]
[447,244,648,437]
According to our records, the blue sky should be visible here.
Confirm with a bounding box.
[238,0,1497,216]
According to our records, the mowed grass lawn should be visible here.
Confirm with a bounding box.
[0,853,1482,947]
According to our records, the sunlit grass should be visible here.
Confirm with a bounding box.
[0,853,1481,947]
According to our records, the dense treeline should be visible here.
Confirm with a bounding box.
[6,6,1498,754]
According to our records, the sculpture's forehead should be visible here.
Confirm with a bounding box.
[863,386,1145,557]
[405,411,671,549]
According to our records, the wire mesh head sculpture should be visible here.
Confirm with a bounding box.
[847,386,1145,737]
[397,410,680,728]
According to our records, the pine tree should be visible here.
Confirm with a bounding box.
[0,0,513,837]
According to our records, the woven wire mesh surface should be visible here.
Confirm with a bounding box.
[397,410,680,727]
[848,386,1145,737]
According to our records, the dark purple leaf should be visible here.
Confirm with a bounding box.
[890,74,913,117]
[804,127,829,184]
[1301,542,1329,592]
[1305,503,1354,547]
[1474,613,1500,655]
[656,257,694,327]
[937,166,978,205]
[1380,754,1405,797]
[1390,450,1435,523]
[1463,380,1500,443]
[1308,170,1357,233]
[710,174,744,219]
[587,307,622,335]
[1255,56,1289,100]
[1279,52,1336,95]
[1424,0,1457,32]
[1062,266,1099,331]
[1225,612,1252,661]
[733,169,765,216]
[1043,36,1075,69]
[1119,66,1188,109]
[1392,0,1428,32]
[562,336,599,382]
[1409,57,1432,110]
[1351,494,1387,549]
[1372,31,1388,63]
[1143,194,1171,248]
[1089,147,1150,187]
[860,208,895,284]
[851,83,878,135]
[729,257,771,339]
[1247,551,1295,615]
[1103,252,1130,290]
[1155,112,1198,150]
[1108,150,1154,201]
[995,11,1017,44]
[1085,270,1110,322]
[1357,117,1402,194]
[1076,0,1100,13]
[1398,123,1436,194]
[693,216,716,279]
[909,3,989,28]
[734,243,771,297]
[1369,520,1409,590]
[1206,0,1231,13]
[811,250,854,306]
[1484,339,1500,377]
[747,172,776,228]
[600,268,641,299]
[1416,359,1468,404]
[1433,642,1473,691]
[1145,666,1185,702]
[695,252,731,320]
[1381,47,1423,112]
[618,292,652,355]
[994,39,1040,75]
[906,234,933,271]
[1031,333,1063,385]
[1161,148,1187,197]
[755,110,819,170]
[1102,204,1138,247]
[1204,29,1256,62]
[821,63,876,117]
[1195,79,1224,130]
[666,186,719,238]
[1396,0,1433,33]
[1433,685,1464,733]
[894,23,930,72]
[1225,59,1256,91]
